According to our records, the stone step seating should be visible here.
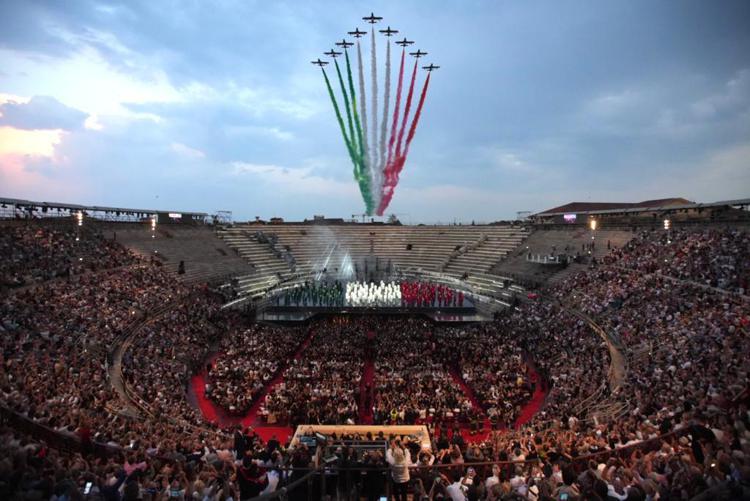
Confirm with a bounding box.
[217,229,294,277]
[216,224,531,301]
[243,224,530,275]
[459,272,516,300]
[112,226,254,284]
[443,229,530,275]
[232,273,285,298]
[492,229,635,282]
[516,229,633,260]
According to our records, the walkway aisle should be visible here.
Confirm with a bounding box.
[448,361,549,443]
[448,368,492,442]
[358,331,376,424]
[513,363,547,427]
[189,327,317,443]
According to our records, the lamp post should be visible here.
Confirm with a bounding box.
[589,218,597,255]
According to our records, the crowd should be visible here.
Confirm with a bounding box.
[372,318,476,426]
[606,227,749,294]
[1,221,749,500]
[121,295,227,430]
[261,318,365,426]
[0,264,192,445]
[206,325,305,414]
[434,325,534,429]
[0,223,136,288]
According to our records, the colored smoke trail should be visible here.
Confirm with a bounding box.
[315,15,437,215]
[343,50,374,214]
[376,39,391,206]
[344,49,365,169]
[321,68,355,166]
[322,67,373,213]
[403,72,430,157]
[380,57,417,203]
[333,59,356,155]
[356,41,370,180]
[370,27,379,186]
[386,48,406,170]
[395,59,419,158]
[377,72,431,215]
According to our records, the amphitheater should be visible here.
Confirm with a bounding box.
[1,197,749,501]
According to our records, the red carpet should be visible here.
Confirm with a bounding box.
[448,368,492,442]
[445,362,548,443]
[513,364,547,428]
[189,329,316,443]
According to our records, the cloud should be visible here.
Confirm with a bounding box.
[668,142,750,201]
[479,146,539,174]
[170,142,205,159]
[0,96,88,130]
[690,68,750,119]
[224,125,294,141]
[1,0,749,222]
[576,69,750,140]
[0,126,64,157]
[231,161,358,197]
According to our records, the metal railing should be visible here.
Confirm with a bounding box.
[246,429,692,500]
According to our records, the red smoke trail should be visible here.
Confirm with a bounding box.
[379,58,418,210]
[395,59,419,158]
[386,49,406,170]
[402,72,430,158]
[377,72,431,215]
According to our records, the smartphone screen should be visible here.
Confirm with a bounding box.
[84,482,93,495]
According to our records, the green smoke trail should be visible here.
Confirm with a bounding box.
[344,49,374,214]
[345,50,365,165]
[321,68,356,167]
[322,67,373,214]
[355,43,369,176]
[333,59,357,160]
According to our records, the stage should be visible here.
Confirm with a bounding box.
[257,304,489,323]
[258,280,490,323]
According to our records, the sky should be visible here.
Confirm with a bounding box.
[0,0,748,223]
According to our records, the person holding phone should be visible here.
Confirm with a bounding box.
[386,440,412,501]
[553,465,580,501]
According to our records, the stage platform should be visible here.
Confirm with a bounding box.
[257,306,490,324]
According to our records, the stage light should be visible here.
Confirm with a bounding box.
[663,218,671,230]
[77,211,84,226]
[589,219,597,231]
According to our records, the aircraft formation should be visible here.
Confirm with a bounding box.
[312,13,438,74]
[312,13,439,216]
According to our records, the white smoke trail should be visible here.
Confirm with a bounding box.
[376,39,391,208]
[370,27,378,186]
[356,41,369,177]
